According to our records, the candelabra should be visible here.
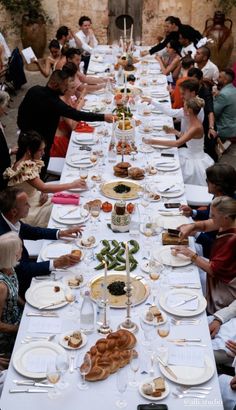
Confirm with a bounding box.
[118,282,138,333]
[97,298,112,334]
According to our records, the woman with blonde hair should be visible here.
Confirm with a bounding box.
[0,232,24,356]
[174,196,236,314]
[143,96,214,185]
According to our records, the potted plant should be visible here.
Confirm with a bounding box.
[0,0,50,58]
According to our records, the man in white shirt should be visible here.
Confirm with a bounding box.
[76,16,98,55]
[195,46,219,83]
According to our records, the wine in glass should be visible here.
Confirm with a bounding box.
[157,319,170,339]
[46,361,61,399]
[90,152,97,166]
[77,352,92,390]
[55,354,69,390]
[116,367,128,408]
[90,204,101,229]
[65,289,77,318]
[129,350,140,387]
[79,167,88,181]
[149,260,164,305]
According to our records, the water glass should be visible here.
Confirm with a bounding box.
[46,360,61,399]
[129,349,140,387]
[56,354,69,390]
[116,367,128,408]
[77,352,92,390]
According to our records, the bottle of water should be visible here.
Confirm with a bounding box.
[80,291,95,334]
[117,65,124,86]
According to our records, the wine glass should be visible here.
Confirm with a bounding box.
[157,318,170,349]
[90,204,101,229]
[79,167,88,182]
[46,360,61,399]
[139,317,153,348]
[76,352,92,390]
[65,289,77,318]
[149,259,164,306]
[129,349,140,387]
[116,367,128,408]
[90,152,98,167]
[55,354,69,390]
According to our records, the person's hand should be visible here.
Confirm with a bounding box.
[9,145,18,155]
[230,375,236,390]
[104,114,117,123]
[172,245,195,259]
[0,357,9,370]
[208,128,217,139]
[163,126,176,134]
[179,205,193,217]
[225,340,236,356]
[178,223,196,240]
[39,192,48,206]
[30,57,37,64]
[142,137,151,145]
[140,50,149,57]
[209,319,222,338]
[53,253,82,269]
[58,225,85,239]
[77,96,85,110]
[70,179,87,189]
[155,55,162,62]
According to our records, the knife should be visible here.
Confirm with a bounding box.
[26,312,58,317]
[170,285,201,289]
[9,388,48,393]
[13,380,54,388]
[171,295,198,308]
[61,208,78,218]
[162,184,175,192]
[39,299,66,310]
[157,357,178,380]
[168,338,201,343]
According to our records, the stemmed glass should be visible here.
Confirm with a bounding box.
[79,167,88,182]
[90,204,101,229]
[46,360,61,399]
[65,289,77,318]
[55,354,69,390]
[148,259,164,306]
[76,352,92,390]
[139,317,153,348]
[116,367,128,408]
[129,349,140,387]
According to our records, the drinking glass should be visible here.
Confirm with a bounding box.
[65,289,77,318]
[90,152,98,167]
[139,317,153,348]
[77,352,92,390]
[157,318,170,348]
[46,361,61,399]
[149,260,164,306]
[79,167,88,181]
[116,367,128,408]
[55,354,69,390]
[90,204,101,229]
[129,349,140,387]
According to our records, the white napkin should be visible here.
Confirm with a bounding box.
[46,243,73,257]
[168,346,205,368]
[27,317,62,334]
[168,270,198,285]
[157,183,180,193]
[59,207,81,220]
[168,294,199,311]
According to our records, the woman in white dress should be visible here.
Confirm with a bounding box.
[143,96,214,185]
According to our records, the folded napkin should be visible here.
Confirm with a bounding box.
[158,183,180,193]
[52,192,80,205]
[75,121,94,133]
[90,55,104,63]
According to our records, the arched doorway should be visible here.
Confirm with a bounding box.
[108,0,143,44]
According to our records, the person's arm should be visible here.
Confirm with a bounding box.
[69,29,82,49]
[20,222,58,241]
[88,30,98,48]
[54,97,114,122]
[143,126,196,147]
[27,176,86,193]
[214,300,236,324]
[213,92,227,119]
[76,31,93,54]
[34,57,54,78]
[149,36,169,55]
[0,283,18,333]
[173,246,213,275]
[178,218,219,240]
[156,55,180,76]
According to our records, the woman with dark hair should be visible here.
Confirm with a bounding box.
[155,40,181,83]
[180,163,236,257]
[3,131,86,227]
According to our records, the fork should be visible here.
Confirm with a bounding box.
[171,318,200,326]
[178,387,211,395]
[172,392,206,399]
[21,335,55,344]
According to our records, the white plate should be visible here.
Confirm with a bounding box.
[66,154,95,168]
[25,281,70,310]
[159,289,207,317]
[62,274,86,289]
[159,355,214,385]
[142,309,167,326]
[40,242,84,261]
[156,162,180,172]
[138,145,155,153]
[138,378,170,401]
[151,144,171,150]
[59,331,87,350]
[52,206,89,225]
[13,341,66,379]
[72,135,95,145]
[153,245,191,267]
[158,186,185,198]
[154,215,188,229]
[86,121,102,127]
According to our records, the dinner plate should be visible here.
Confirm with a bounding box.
[153,245,192,267]
[66,153,95,168]
[76,237,98,249]
[156,161,180,172]
[138,144,155,153]
[138,379,170,401]
[154,215,189,229]
[40,242,84,261]
[151,144,171,150]
[13,341,66,379]
[141,309,167,326]
[25,281,70,310]
[159,355,214,385]
[59,331,87,350]
[89,272,149,308]
[159,289,207,317]
[72,135,95,145]
[52,205,89,225]
[139,378,170,401]
[101,179,141,200]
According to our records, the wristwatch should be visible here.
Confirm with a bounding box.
[191,252,198,263]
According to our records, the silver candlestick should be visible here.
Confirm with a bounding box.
[118,282,138,333]
[97,298,112,334]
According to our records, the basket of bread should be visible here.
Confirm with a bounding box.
[81,329,136,381]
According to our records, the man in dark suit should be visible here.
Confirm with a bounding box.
[0,187,83,297]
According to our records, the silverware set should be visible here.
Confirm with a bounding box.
[21,335,55,344]
[171,318,200,326]
[173,386,212,399]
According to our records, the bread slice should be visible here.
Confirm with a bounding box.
[149,306,161,317]
[153,377,165,392]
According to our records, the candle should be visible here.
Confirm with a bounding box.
[125,242,130,285]
[112,116,115,137]
[124,73,127,96]
[103,260,108,300]
[124,18,126,39]
[130,24,133,42]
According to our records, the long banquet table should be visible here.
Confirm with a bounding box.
[0,46,224,410]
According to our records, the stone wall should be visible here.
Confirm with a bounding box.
[1,0,236,60]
